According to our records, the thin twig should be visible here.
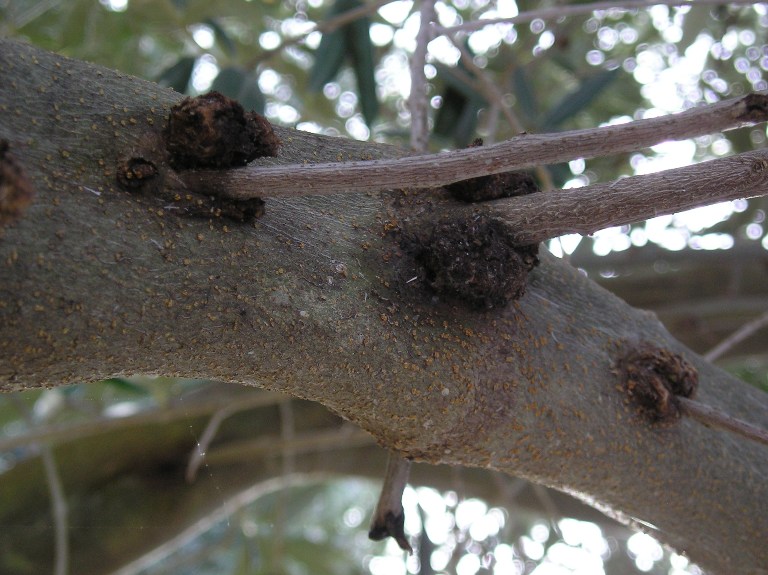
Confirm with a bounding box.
[487,148,768,244]
[410,0,437,152]
[203,426,374,466]
[447,36,555,189]
[181,92,768,199]
[450,37,525,134]
[185,403,241,483]
[271,400,295,574]
[250,0,397,66]
[9,395,69,575]
[678,396,768,448]
[108,473,331,575]
[435,0,764,35]
[186,394,299,482]
[531,483,564,536]
[0,389,287,453]
[279,399,296,476]
[41,446,69,575]
[704,309,768,362]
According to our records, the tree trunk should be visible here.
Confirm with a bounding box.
[1,40,766,574]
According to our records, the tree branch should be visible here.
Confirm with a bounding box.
[3,40,768,574]
[10,396,70,575]
[181,92,768,199]
[369,454,413,553]
[435,0,765,35]
[410,0,437,152]
[485,148,768,244]
[678,396,768,447]
[704,309,768,362]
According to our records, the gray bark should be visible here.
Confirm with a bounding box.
[1,40,767,574]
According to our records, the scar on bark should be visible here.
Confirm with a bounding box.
[617,342,698,422]
[117,92,277,222]
[0,140,35,228]
[369,454,413,553]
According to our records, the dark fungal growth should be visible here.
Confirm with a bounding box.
[618,343,699,423]
[415,213,539,309]
[446,138,540,203]
[164,91,280,169]
[0,140,35,227]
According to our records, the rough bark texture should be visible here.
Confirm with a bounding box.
[1,40,767,574]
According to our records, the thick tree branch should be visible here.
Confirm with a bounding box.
[182,92,768,199]
[2,40,768,575]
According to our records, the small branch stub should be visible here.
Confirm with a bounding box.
[162,92,277,221]
[369,455,413,553]
[618,343,699,423]
[0,140,35,227]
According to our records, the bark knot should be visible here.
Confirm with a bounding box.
[617,343,698,423]
[116,157,158,189]
[164,91,280,170]
[0,140,35,228]
[412,213,539,309]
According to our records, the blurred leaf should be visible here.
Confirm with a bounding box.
[309,0,378,125]
[205,17,237,57]
[433,85,466,138]
[233,539,254,575]
[102,377,149,396]
[61,0,96,49]
[433,61,486,146]
[347,14,378,125]
[539,67,622,131]
[513,66,539,121]
[157,55,196,93]
[309,0,361,91]
[309,29,347,91]
[285,538,356,574]
[211,67,265,113]
[454,100,484,147]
